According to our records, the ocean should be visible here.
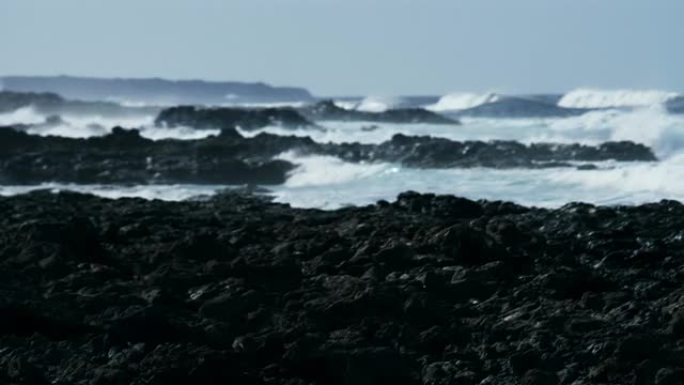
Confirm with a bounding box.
[2,88,684,209]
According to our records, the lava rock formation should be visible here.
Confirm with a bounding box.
[0,190,682,384]
[0,125,656,186]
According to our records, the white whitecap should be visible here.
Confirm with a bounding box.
[355,96,401,113]
[426,92,500,112]
[0,106,46,126]
[276,150,396,187]
[558,88,679,109]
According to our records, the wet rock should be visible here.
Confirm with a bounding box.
[298,100,459,125]
[0,191,681,383]
[510,350,542,376]
[0,126,296,185]
[155,105,315,131]
[614,335,661,362]
[655,368,684,385]
[669,309,684,336]
[422,361,478,385]
[107,306,186,344]
[0,125,657,186]
[522,369,559,385]
[430,224,503,265]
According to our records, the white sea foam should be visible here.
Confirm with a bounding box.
[3,93,684,210]
[4,159,684,210]
[269,159,684,210]
[0,106,46,126]
[24,123,110,138]
[426,92,500,112]
[239,107,684,159]
[558,88,679,109]
[332,100,358,110]
[546,106,684,158]
[0,184,224,201]
[239,119,555,145]
[0,107,224,140]
[138,126,220,140]
[220,101,309,108]
[276,151,395,187]
[546,154,684,201]
[355,96,401,113]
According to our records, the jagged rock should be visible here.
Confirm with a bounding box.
[155,105,315,131]
[298,100,459,125]
[0,126,295,185]
[0,190,682,384]
[0,125,657,186]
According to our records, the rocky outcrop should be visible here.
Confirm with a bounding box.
[0,127,294,185]
[155,106,316,131]
[298,100,459,124]
[318,134,657,168]
[0,190,682,384]
[0,125,656,185]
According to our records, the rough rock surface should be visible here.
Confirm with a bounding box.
[155,106,316,131]
[318,134,656,168]
[298,100,459,125]
[0,126,656,185]
[0,190,683,385]
[0,127,294,185]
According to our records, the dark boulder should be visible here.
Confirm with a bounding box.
[0,190,682,384]
[298,100,459,125]
[155,105,315,131]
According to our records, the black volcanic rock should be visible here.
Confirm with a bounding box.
[319,134,657,168]
[298,100,459,124]
[0,127,295,185]
[0,125,656,185]
[155,105,316,131]
[0,190,683,384]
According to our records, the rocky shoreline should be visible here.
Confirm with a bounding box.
[155,102,460,131]
[0,125,656,185]
[297,100,460,125]
[0,190,682,385]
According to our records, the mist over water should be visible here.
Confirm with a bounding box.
[3,87,684,209]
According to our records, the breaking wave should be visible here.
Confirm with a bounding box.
[355,96,402,113]
[558,88,679,109]
[276,151,396,187]
[0,184,225,201]
[0,106,47,126]
[546,106,684,158]
[0,107,220,140]
[4,87,684,210]
[426,92,500,111]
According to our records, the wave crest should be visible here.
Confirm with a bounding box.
[426,92,500,112]
[355,96,402,113]
[558,88,679,109]
[276,151,394,187]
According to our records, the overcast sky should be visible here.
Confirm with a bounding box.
[1,0,682,96]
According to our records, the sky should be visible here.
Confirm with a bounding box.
[0,0,682,96]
